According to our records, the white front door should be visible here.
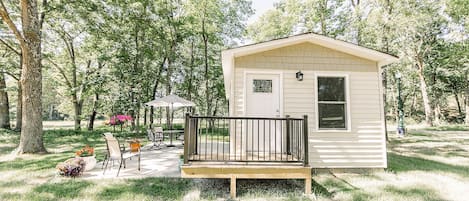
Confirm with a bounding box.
[245,73,281,152]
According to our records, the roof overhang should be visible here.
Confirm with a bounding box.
[222,33,399,99]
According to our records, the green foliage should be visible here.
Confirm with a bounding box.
[248,0,468,125]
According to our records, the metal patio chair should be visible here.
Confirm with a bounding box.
[103,134,140,176]
[147,128,163,149]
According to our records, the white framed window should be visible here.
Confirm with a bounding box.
[315,74,350,132]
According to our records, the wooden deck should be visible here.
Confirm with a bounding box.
[188,152,300,163]
[182,114,311,198]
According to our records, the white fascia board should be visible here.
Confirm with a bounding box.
[223,33,398,67]
[221,51,233,99]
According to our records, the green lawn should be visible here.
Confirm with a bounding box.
[0,125,468,200]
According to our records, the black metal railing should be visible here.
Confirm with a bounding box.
[183,114,309,166]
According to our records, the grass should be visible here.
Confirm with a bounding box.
[1,124,469,200]
[425,124,469,131]
[310,125,469,201]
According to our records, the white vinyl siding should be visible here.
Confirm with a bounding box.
[232,42,386,168]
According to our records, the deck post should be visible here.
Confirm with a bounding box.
[303,115,309,166]
[194,116,198,154]
[230,175,237,198]
[286,115,291,155]
[305,176,312,194]
[183,113,190,164]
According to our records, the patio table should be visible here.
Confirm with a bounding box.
[163,130,184,147]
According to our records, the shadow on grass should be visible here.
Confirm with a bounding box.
[387,153,469,177]
[33,180,94,200]
[236,179,306,198]
[97,177,191,200]
[322,177,356,193]
[321,177,371,201]
[0,180,26,188]
[383,185,442,201]
[43,130,106,150]
[0,192,22,201]
[0,154,71,171]
[311,179,333,198]
[412,144,469,158]
[0,145,17,155]
[425,125,469,131]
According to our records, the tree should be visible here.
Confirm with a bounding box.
[0,18,23,131]
[0,0,47,153]
[0,72,10,129]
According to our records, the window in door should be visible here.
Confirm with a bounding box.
[253,79,272,93]
[317,76,348,130]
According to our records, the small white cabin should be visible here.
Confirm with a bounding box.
[221,33,398,169]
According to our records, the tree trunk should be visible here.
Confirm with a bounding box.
[87,93,99,131]
[143,107,147,126]
[202,15,211,117]
[188,40,195,101]
[150,57,166,125]
[454,92,462,115]
[433,104,441,126]
[136,108,140,134]
[17,0,46,153]
[166,107,171,129]
[382,70,388,141]
[350,0,362,45]
[0,73,10,129]
[465,88,469,125]
[15,81,22,131]
[73,95,82,130]
[416,63,433,126]
[319,0,327,35]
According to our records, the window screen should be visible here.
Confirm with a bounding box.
[317,77,347,130]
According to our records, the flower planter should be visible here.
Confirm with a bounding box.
[80,155,97,171]
[129,142,141,153]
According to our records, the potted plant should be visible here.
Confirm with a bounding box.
[75,145,96,171]
[56,158,86,177]
[129,139,141,153]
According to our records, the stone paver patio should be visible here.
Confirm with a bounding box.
[82,142,183,179]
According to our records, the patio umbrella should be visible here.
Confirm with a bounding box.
[145,94,195,108]
[144,95,195,146]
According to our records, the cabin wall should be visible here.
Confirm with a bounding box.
[232,42,386,168]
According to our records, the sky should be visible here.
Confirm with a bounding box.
[248,1,276,24]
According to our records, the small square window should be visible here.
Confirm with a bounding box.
[253,79,272,93]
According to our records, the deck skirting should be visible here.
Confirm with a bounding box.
[181,165,312,198]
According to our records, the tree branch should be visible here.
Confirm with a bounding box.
[45,57,73,89]
[39,0,47,31]
[0,0,25,46]
[0,70,19,80]
[0,38,21,55]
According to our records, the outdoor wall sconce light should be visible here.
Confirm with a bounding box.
[296,70,304,81]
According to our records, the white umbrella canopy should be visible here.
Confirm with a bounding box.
[145,94,194,147]
[144,94,195,108]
